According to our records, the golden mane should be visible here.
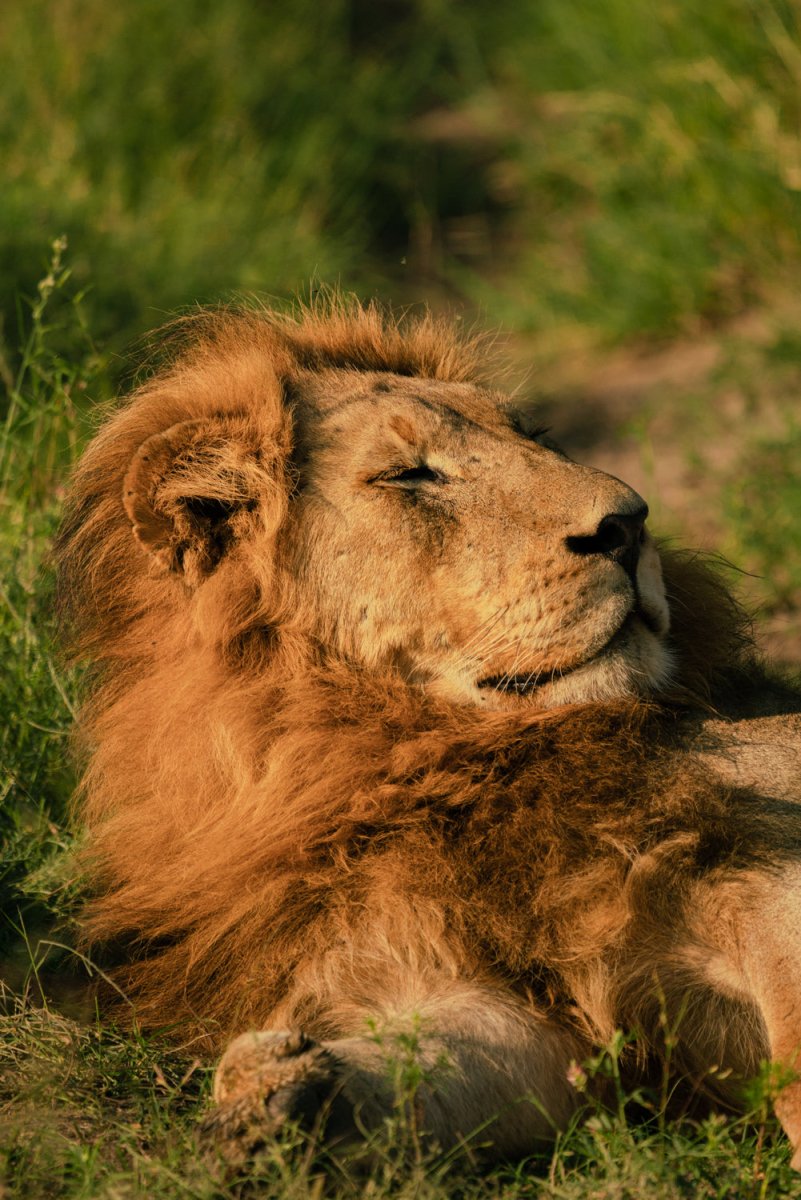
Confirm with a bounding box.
[55,298,758,1048]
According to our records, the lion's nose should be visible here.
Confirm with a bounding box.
[565,504,648,581]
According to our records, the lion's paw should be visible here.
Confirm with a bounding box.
[201,1029,356,1165]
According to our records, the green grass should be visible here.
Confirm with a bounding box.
[722,330,801,615]
[3,993,801,1199]
[0,243,97,956]
[4,1,801,362]
[481,0,801,344]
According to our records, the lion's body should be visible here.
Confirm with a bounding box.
[56,301,801,1160]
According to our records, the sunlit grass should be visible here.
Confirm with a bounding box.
[3,990,801,1199]
[4,0,801,359]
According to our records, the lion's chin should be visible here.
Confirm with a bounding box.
[521,627,674,710]
[452,613,674,711]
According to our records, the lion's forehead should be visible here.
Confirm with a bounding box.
[293,369,510,434]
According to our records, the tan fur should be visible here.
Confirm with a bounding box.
[56,297,801,1161]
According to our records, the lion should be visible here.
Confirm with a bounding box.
[55,298,801,1166]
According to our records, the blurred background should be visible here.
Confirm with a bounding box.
[3,0,801,980]
[7,0,801,352]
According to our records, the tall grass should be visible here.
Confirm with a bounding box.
[0,0,498,359]
[0,240,100,958]
[4,1,801,360]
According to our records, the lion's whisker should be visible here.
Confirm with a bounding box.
[457,605,511,657]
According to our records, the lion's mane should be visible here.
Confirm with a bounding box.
[56,300,761,1048]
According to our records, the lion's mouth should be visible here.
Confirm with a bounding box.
[476,663,590,696]
[476,672,547,696]
[475,606,657,696]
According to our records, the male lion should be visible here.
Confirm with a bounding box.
[56,300,801,1165]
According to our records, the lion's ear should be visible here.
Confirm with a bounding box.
[123,416,273,586]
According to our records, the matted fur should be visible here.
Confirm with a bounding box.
[55,297,801,1158]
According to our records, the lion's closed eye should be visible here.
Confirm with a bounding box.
[368,464,447,488]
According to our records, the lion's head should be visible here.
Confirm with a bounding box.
[279,368,670,709]
[75,300,672,714]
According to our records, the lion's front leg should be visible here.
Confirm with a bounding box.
[670,865,801,1168]
[202,979,581,1164]
[724,866,801,1169]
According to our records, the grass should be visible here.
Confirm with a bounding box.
[3,989,801,1199]
[4,1,801,362]
[0,243,94,952]
[480,0,801,344]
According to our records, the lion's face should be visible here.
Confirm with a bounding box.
[119,330,671,713]
[283,370,671,710]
